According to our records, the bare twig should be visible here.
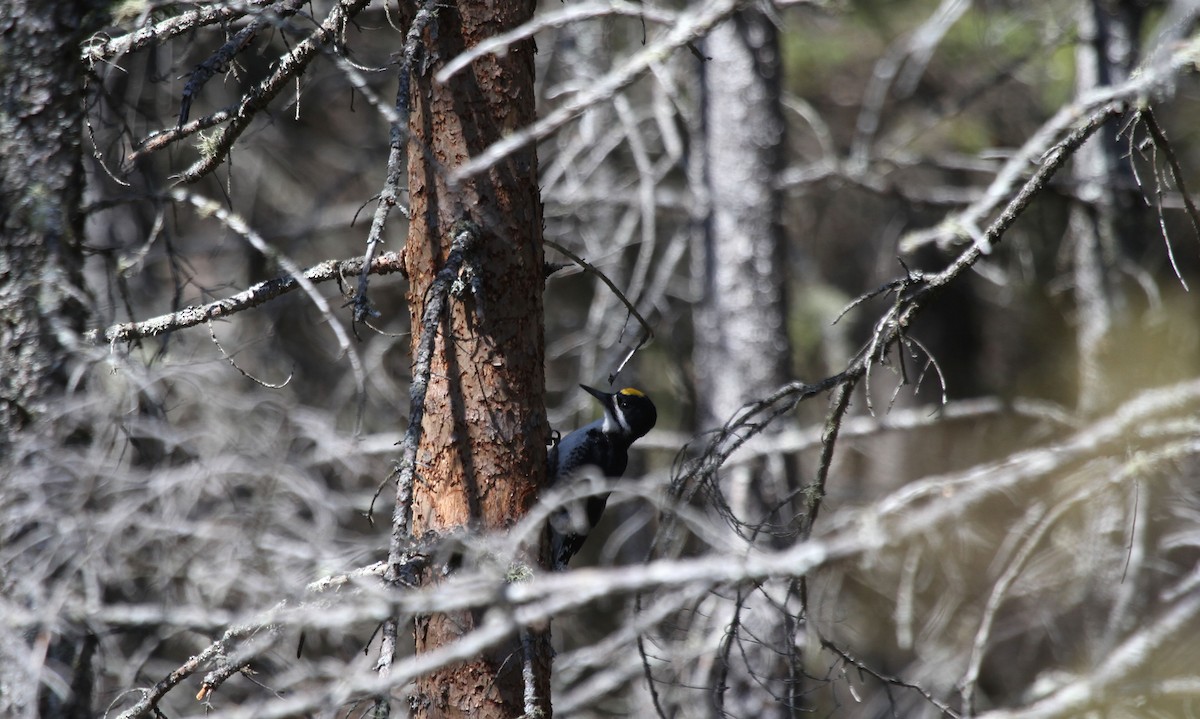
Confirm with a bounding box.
[822,636,960,718]
[1137,108,1200,291]
[853,103,1125,376]
[115,605,290,719]
[206,319,293,389]
[177,0,306,126]
[166,189,368,420]
[352,0,437,325]
[804,380,854,541]
[900,34,1200,252]
[140,0,372,181]
[545,239,654,383]
[129,108,235,164]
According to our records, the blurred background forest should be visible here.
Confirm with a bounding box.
[5,0,1200,716]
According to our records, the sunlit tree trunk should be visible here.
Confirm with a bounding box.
[691,9,797,717]
[693,19,790,428]
[400,2,551,717]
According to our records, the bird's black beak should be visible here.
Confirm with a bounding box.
[580,384,614,411]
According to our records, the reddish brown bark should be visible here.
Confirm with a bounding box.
[401,2,550,717]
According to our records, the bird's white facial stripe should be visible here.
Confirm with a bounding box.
[611,406,631,435]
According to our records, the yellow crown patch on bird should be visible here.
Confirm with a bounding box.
[618,388,645,397]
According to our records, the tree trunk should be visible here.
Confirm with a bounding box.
[0,4,98,715]
[693,11,790,431]
[690,9,797,718]
[0,3,98,716]
[0,0,94,452]
[401,2,551,717]
[1069,0,1141,415]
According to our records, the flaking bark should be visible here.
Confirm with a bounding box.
[399,2,551,717]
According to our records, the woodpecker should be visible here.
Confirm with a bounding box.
[546,385,657,569]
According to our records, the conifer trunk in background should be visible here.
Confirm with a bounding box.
[691,8,797,717]
[0,0,94,451]
[400,2,551,717]
[1069,0,1142,415]
[0,2,99,716]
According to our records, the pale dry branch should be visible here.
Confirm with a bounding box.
[449,0,748,184]
[862,379,1200,523]
[86,251,406,345]
[436,1,679,83]
[975,590,1200,719]
[850,0,972,168]
[16,369,1198,718]
[169,191,366,389]
[82,1,266,65]
[832,100,1124,399]
[900,32,1200,252]
[121,378,1200,716]
[635,395,1076,460]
